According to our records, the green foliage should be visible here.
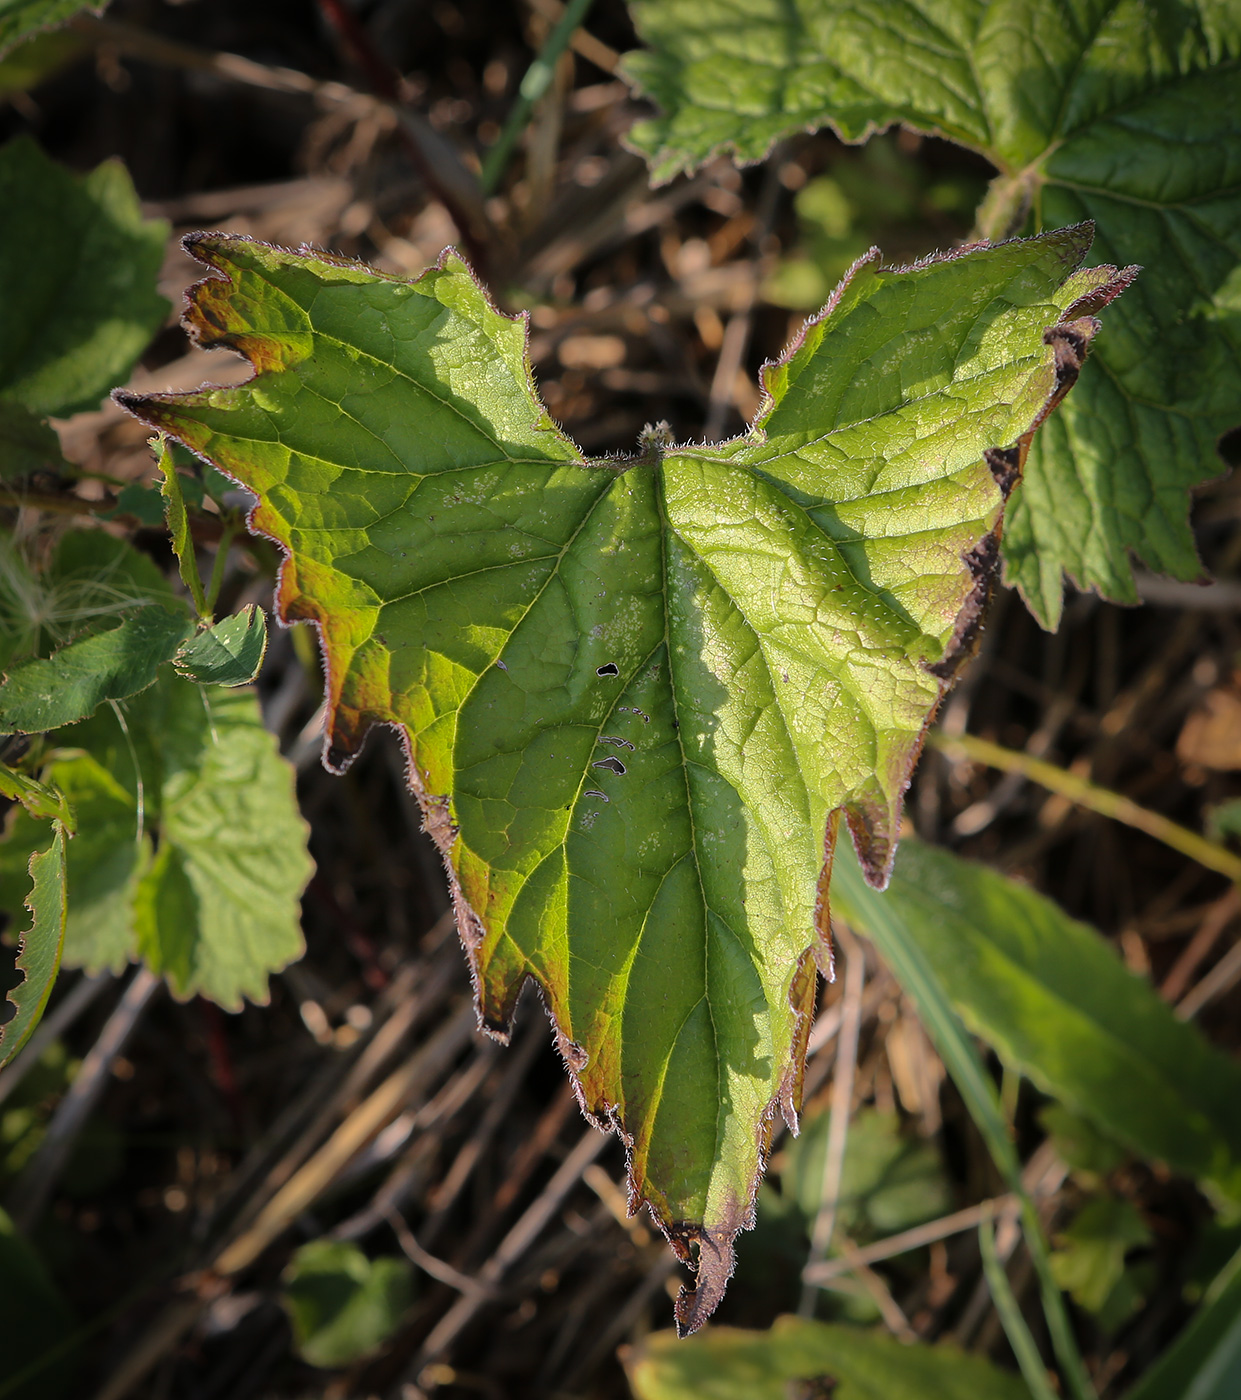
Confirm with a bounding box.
[280,1239,413,1369]
[173,606,268,688]
[622,0,1241,626]
[0,674,312,1008]
[0,823,65,1069]
[121,224,1117,1328]
[1049,1197,1153,1328]
[625,1315,1029,1400]
[1126,1243,1241,1400]
[833,839,1241,1208]
[0,137,167,420]
[0,0,98,61]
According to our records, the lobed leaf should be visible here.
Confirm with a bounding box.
[119,224,1122,1325]
[0,675,312,1008]
[625,1315,1029,1400]
[0,822,66,1069]
[832,839,1241,1206]
[621,0,1240,626]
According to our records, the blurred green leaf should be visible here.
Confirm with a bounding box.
[0,1,99,60]
[783,1106,950,1240]
[1049,1198,1152,1317]
[0,606,192,734]
[1038,1104,1127,1180]
[1126,1243,1241,1400]
[0,401,63,480]
[0,674,312,1008]
[0,24,85,92]
[833,840,1241,1207]
[0,823,65,1070]
[281,1239,413,1369]
[0,136,167,418]
[0,1205,77,1400]
[1206,799,1241,845]
[173,606,267,687]
[625,1315,1029,1400]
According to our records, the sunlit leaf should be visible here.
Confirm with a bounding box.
[0,822,65,1069]
[120,224,1122,1325]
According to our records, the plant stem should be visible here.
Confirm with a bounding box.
[930,729,1241,884]
[480,0,595,195]
[979,1218,1061,1400]
[203,525,236,616]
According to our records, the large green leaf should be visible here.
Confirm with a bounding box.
[119,225,1122,1327]
[0,822,66,1069]
[832,840,1241,1206]
[622,0,1241,626]
[0,136,167,419]
[0,675,312,1009]
[625,1316,1029,1400]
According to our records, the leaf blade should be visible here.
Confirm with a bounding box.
[0,823,66,1069]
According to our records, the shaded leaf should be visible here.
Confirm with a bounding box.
[0,1,100,60]
[0,676,312,1007]
[622,0,1239,626]
[832,839,1241,1205]
[120,225,1120,1327]
[0,1205,77,1400]
[156,435,208,615]
[1049,1197,1152,1316]
[0,135,168,418]
[625,1315,1029,1400]
[0,605,193,733]
[1127,1243,1241,1400]
[0,823,65,1069]
[174,605,268,687]
[281,1239,413,1369]
[0,400,63,479]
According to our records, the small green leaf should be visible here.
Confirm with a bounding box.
[625,1315,1029,1400]
[0,400,63,480]
[0,823,66,1069]
[0,676,312,1006]
[783,1107,950,1240]
[173,605,268,687]
[281,1239,413,1369]
[101,481,167,528]
[1038,1103,1127,1179]
[622,0,1240,626]
[0,760,73,828]
[0,135,168,418]
[1049,1197,1152,1318]
[156,435,209,616]
[119,225,1122,1327]
[0,1,101,61]
[833,839,1241,1206]
[1127,1243,1241,1400]
[0,605,193,734]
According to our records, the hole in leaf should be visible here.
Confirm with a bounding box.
[596,663,619,677]
[592,757,626,776]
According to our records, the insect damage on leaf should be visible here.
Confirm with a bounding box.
[116,225,1129,1329]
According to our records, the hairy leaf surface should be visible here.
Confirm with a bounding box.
[121,225,1122,1325]
[0,823,66,1069]
[622,0,1240,625]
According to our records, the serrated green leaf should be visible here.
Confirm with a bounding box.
[0,1,101,61]
[119,225,1119,1327]
[0,823,66,1069]
[280,1239,413,1369]
[0,135,167,418]
[156,434,209,616]
[625,1315,1029,1400]
[0,676,312,1006]
[0,605,192,733]
[622,0,1240,626]
[174,605,268,686]
[0,761,72,827]
[832,839,1241,1206]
